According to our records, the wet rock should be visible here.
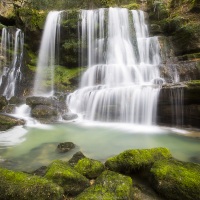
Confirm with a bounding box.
[74,157,105,179]
[68,151,86,167]
[150,159,200,200]
[105,147,172,174]
[26,96,56,108]
[150,24,163,34]
[31,105,58,118]
[32,166,47,177]
[76,170,133,200]
[0,167,64,200]
[45,160,90,195]
[57,142,75,153]
[62,113,78,120]
[9,96,23,105]
[1,104,16,114]
[0,96,8,111]
[0,114,25,131]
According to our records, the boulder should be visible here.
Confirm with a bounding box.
[62,113,78,120]
[1,105,16,114]
[31,105,58,118]
[68,151,86,167]
[0,167,64,200]
[44,160,90,195]
[0,96,8,110]
[74,157,105,179]
[57,142,75,153]
[32,166,48,177]
[75,170,133,200]
[0,114,25,131]
[26,96,55,108]
[150,159,200,200]
[105,147,172,174]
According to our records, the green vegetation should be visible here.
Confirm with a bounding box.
[0,167,64,200]
[54,66,84,92]
[45,160,90,195]
[76,170,133,200]
[105,147,172,173]
[150,159,200,200]
[74,157,105,179]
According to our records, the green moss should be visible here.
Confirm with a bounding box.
[122,3,140,10]
[45,160,90,195]
[0,167,64,200]
[150,159,200,200]
[76,170,133,200]
[54,66,84,92]
[18,8,47,31]
[186,80,200,87]
[74,158,105,179]
[105,147,172,174]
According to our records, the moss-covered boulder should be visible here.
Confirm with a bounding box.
[0,114,25,131]
[150,159,200,200]
[74,157,105,179]
[105,147,172,174]
[0,167,64,200]
[45,160,90,195]
[75,170,133,200]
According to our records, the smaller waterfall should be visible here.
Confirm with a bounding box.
[33,11,62,97]
[0,28,24,100]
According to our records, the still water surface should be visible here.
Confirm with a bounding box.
[0,122,199,172]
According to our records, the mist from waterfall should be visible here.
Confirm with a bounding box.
[0,28,24,100]
[67,8,162,125]
[33,11,62,97]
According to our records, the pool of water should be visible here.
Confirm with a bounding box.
[0,121,199,172]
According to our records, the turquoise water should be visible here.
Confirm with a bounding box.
[0,122,199,172]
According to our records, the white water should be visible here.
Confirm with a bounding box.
[0,28,24,100]
[33,11,62,96]
[67,8,162,125]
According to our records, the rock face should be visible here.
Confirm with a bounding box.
[105,147,172,174]
[150,159,200,200]
[0,96,8,111]
[75,170,133,200]
[157,82,200,128]
[0,167,64,200]
[0,114,25,131]
[32,105,58,118]
[44,160,90,195]
[74,157,105,179]
[57,142,75,153]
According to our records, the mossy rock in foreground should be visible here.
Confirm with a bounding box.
[74,157,105,179]
[150,159,200,200]
[0,167,64,200]
[105,147,172,174]
[45,160,90,195]
[75,170,133,200]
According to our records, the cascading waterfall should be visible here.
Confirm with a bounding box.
[33,11,62,96]
[0,27,24,100]
[67,8,162,125]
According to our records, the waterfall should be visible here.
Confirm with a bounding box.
[67,8,162,125]
[33,11,62,97]
[0,28,24,100]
